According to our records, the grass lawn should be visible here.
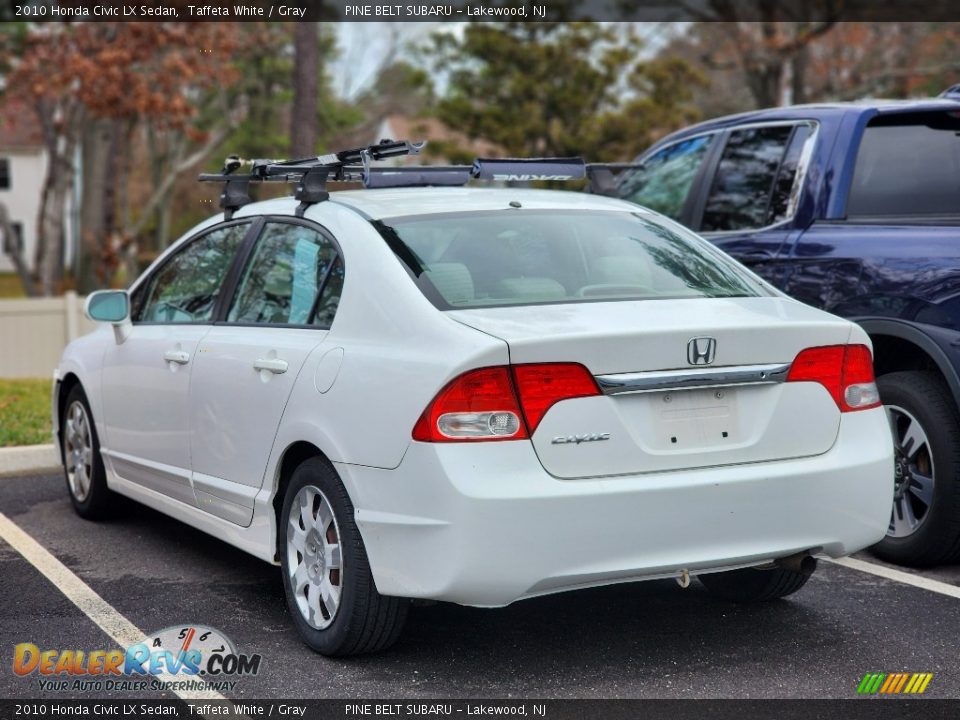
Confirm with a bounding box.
[0,378,52,447]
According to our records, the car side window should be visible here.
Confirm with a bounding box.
[136,223,249,323]
[700,125,796,232]
[227,222,342,327]
[847,112,960,217]
[617,134,716,221]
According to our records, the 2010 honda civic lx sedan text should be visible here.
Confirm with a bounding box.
[54,161,894,656]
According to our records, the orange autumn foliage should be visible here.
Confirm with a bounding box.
[6,22,242,131]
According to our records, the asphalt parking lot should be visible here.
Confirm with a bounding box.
[2,472,959,701]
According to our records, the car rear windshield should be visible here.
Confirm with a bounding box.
[375,210,763,309]
[847,111,960,218]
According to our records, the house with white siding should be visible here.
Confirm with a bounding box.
[0,99,47,274]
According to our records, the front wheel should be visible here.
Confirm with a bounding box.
[61,385,114,520]
[871,371,960,566]
[279,457,408,656]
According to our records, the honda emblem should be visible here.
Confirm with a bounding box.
[687,337,717,366]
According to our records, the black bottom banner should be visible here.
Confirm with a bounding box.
[2,699,960,720]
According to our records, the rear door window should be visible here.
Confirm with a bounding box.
[700,125,797,232]
[847,112,960,218]
[617,135,716,221]
[227,221,342,327]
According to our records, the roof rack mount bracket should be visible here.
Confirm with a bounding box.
[220,176,252,221]
[294,167,332,218]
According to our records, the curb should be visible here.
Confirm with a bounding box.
[0,444,60,477]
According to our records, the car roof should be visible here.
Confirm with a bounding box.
[232,187,646,222]
[649,97,960,149]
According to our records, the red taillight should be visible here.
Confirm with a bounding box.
[786,344,881,412]
[412,363,600,442]
[512,363,601,432]
[412,367,528,442]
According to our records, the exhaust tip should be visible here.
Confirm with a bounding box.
[775,552,818,576]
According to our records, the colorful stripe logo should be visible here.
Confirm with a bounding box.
[857,672,933,695]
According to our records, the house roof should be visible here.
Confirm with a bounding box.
[0,98,43,151]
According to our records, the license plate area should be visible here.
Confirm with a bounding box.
[643,387,740,452]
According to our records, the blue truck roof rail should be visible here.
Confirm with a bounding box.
[939,84,960,100]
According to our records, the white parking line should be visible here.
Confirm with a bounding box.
[0,511,227,701]
[827,555,960,599]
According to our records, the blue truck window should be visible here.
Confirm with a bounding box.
[617,135,714,220]
[701,125,795,232]
[847,112,960,218]
[768,124,813,224]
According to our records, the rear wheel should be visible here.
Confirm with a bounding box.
[698,563,814,603]
[279,457,408,656]
[61,385,114,520]
[871,371,960,566]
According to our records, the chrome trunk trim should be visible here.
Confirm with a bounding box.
[596,363,791,395]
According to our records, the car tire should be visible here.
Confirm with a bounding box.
[61,384,114,520]
[871,371,960,566]
[698,563,814,603]
[279,456,409,656]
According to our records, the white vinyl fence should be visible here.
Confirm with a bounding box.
[0,292,98,379]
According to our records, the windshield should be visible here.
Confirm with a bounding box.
[375,210,763,309]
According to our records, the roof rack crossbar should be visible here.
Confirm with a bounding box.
[198,143,646,213]
[584,163,643,197]
[472,157,586,182]
[198,139,426,220]
[364,166,473,189]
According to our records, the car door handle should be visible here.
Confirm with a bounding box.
[253,357,288,374]
[163,350,190,365]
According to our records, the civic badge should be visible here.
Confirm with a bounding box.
[687,337,717,366]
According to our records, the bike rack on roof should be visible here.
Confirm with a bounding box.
[197,139,641,220]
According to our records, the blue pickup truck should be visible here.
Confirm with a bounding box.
[615,92,960,566]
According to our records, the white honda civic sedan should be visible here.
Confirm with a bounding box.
[54,184,893,656]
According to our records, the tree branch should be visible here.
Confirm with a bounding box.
[126,120,238,240]
[778,21,837,56]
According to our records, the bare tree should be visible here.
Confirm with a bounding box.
[291,22,320,157]
[34,96,83,295]
[679,2,838,107]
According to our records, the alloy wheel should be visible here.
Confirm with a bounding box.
[64,400,94,502]
[286,485,343,629]
[886,404,935,538]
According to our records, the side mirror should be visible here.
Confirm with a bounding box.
[85,290,129,322]
[84,290,132,344]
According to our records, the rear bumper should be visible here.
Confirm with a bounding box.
[340,407,893,606]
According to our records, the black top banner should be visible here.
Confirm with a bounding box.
[8,0,960,22]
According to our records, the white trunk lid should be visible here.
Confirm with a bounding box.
[448,297,853,478]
